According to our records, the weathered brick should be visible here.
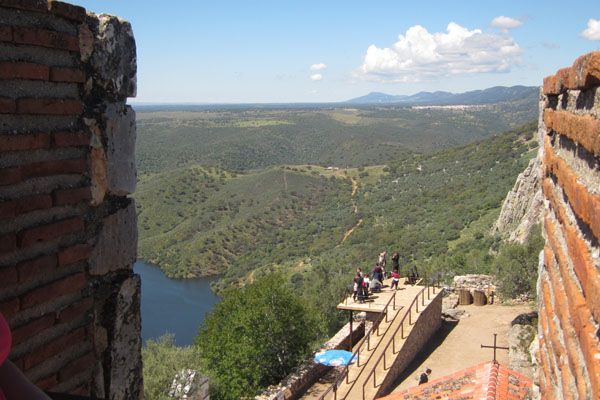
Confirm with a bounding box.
[556,67,573,93]
[58,243,92,265]
[0,233,16,254]
[0,61,49,80]
[50,66,85,83]
[0,25,13,42]
[0,166,21,186]
[57,351,95,382]
[17,254,58,281]
[47,0,86,22]
[0,265,17,288]
[23,326,86,370]
[16,98,83,115]
[15,193,53,214]
[0,97,17,113]
[17,216,84,248]
[572,51,600,89]
[20,272,86,309]
[52,187,91,206]
[0,133,51,151]
[20,158,87,180]
[544,109,600,156]
[0,0,47,13]
[11,314,55,345]
[57,296,93,324]
[13,27,79,52]
[0,200,16,220]
[0,297,19,318]
[35,374,58,391]
[52,131,89,147]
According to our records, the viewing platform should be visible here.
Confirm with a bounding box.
[299,276,443,400]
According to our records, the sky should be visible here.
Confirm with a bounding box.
[75,0,600,104]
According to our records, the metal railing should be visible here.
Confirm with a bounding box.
[317,287,401,400]
[360,274,441,400]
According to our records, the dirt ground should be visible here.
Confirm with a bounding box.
[389,302,534,393]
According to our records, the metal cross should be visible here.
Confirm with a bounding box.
[481,333,509,362]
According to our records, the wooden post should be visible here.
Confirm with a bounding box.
[349,310,353,352]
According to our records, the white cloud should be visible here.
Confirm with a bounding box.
[491,16,523,29]
[580,18,600,40]
[310,73,323,81]
[357,21,522,82]
[310,63,327,71]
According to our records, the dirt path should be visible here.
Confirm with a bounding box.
[389,303,533,393]
[337,173,362,245]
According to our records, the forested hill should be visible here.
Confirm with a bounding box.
[134,102,538,296]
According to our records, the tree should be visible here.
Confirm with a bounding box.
[142,334,202,400]
[195,273,321,400]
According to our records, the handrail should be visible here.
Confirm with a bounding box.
[360,274,441,400]
[317,285,401,400]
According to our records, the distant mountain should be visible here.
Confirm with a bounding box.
[346,85,538,105]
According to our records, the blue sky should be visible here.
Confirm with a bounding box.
[75,1,600,104]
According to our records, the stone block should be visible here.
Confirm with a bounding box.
[88,13,137,98]
[90,201,137,275]
[104,104,136,196]
[109,274,142,400]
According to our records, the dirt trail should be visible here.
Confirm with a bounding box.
[389,303,533,393]
[337,173,362,245]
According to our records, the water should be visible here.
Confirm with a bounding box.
[134,260,220,346]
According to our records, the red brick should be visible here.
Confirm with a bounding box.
[58,351,95,382]
[50,66,85,83]
[52,187,91,206]
[0,0,48,13]
[572,51,600,89]
[35,374,58,391]
[0,133,51,151]
[52,131,89,147]
[0,265,17,288]
[21,272,86,309]
[47,0,86,22]
[555,67,572,93]
[0,166,21,186]
[11,314,55,345]
[544,109,600,156]
[58,243,92,265]
[0,297,19,318]
[0,200,16,220]
[0,25,12,42]
[20,158,87,180]
[17,254,58,280]
[23,326,86,370]
[13,27,79,52]
[0,61,49,80]
[57,296,93,324]
[0,97,16,113]
[542,75,557,96]
[16,98,83,115]
[0,233,16,254]
[17,216,84,248]
[15,194,53,214]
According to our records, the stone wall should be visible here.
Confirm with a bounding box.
[538,51,600,400]
[0,0,140,398]
[375,289,443,398]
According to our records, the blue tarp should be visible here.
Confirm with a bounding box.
[314,349,357,366]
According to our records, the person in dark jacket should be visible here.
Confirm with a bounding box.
[419,368,431,385]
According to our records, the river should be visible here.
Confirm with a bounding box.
[134,260,220,346]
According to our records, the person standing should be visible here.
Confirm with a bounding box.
[390,269,401,290]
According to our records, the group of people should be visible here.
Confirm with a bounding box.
[352,251,403,302]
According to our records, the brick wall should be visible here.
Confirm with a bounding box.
[0,0,140,398]
[539,52,600,400]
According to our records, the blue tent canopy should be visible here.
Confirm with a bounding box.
[314,349,357,366]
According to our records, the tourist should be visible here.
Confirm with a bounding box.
[378,251,387,277]
[373,263,384,283]
[419,368,431,385]
[370,276,382,293]
[363,273,371,296]
[353,272,363,301]
[391,252,400,271]
[0,312,51,399]
[390,269,401,290]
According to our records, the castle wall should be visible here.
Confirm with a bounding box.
[539,52,600,399]
[0,0,140,398]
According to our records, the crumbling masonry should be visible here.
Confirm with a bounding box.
[0,0,140,398]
